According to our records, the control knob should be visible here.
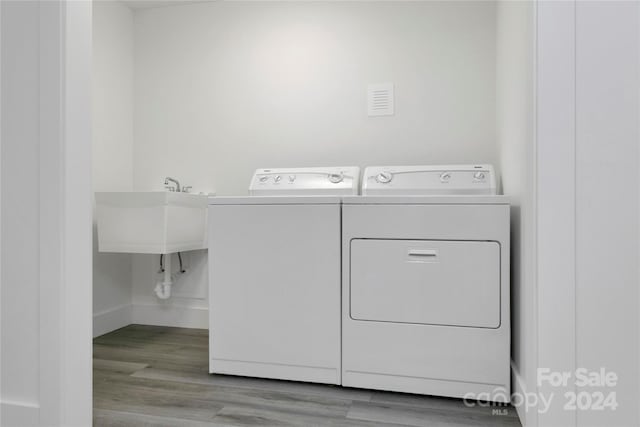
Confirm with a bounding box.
[376,171,393,184]
[328,173,344,184]
[440,172,451,183]
[474,172,486,180]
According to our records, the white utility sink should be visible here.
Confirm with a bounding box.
[95,191,208,254]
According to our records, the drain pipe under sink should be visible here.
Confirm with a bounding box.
[155,253,174,299]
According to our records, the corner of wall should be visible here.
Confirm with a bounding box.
[93,303,132,338]
[495,2,537,426]
[92,0,136,337]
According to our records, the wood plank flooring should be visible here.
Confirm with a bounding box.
[93,325,521,427]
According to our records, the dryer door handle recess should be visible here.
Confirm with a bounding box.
[407,249,438,259]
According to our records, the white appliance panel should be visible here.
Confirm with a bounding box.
[362,164,496,196]
[350,239,500,328]
[209,203,341,384]
[341,198,510,401]
[249,166,360,196]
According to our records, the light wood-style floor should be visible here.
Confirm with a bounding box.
[93,325,521,427]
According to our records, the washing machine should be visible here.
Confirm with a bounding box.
[208,166,359,385]
[341,164,510,401]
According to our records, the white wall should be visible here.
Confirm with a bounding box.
[133,1,498,195]
[536,2,577,426]
[573,2,638,425]
[130,0,499,327]
[1,2,41,421]
[495,1,536,425]
[92,0,134,337]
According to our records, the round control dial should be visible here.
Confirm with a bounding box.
[259,175,269,183]
[274,175,282,183]
[440,172,451,183]
[376,171,393,184]
[474,172,486,180]
[328,173,344,184]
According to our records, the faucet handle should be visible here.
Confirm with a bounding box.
[165,185,175,192]
[182,186,193,193]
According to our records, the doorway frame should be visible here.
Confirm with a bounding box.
[38,1,92,425]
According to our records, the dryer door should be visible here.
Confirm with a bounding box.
[350,239,500,328]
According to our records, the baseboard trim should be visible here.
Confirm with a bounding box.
[93,304,132,338]
[1,400,39,426]
[211,358,339,385]
[131,303,208,329]
[511,360,528,427]
[93,303,208,335]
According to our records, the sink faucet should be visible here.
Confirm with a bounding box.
[164,177,181,192]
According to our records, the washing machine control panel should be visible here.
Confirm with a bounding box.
[363,164,497,195]
[249,166,360,196]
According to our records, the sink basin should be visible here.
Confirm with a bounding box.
[95,191,208,254]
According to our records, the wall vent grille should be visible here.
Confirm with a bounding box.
[367,83,394,117]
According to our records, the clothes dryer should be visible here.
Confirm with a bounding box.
[341,165,510,401]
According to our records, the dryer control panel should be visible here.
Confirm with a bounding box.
[249,166,360,196]
[362,164,497,195]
